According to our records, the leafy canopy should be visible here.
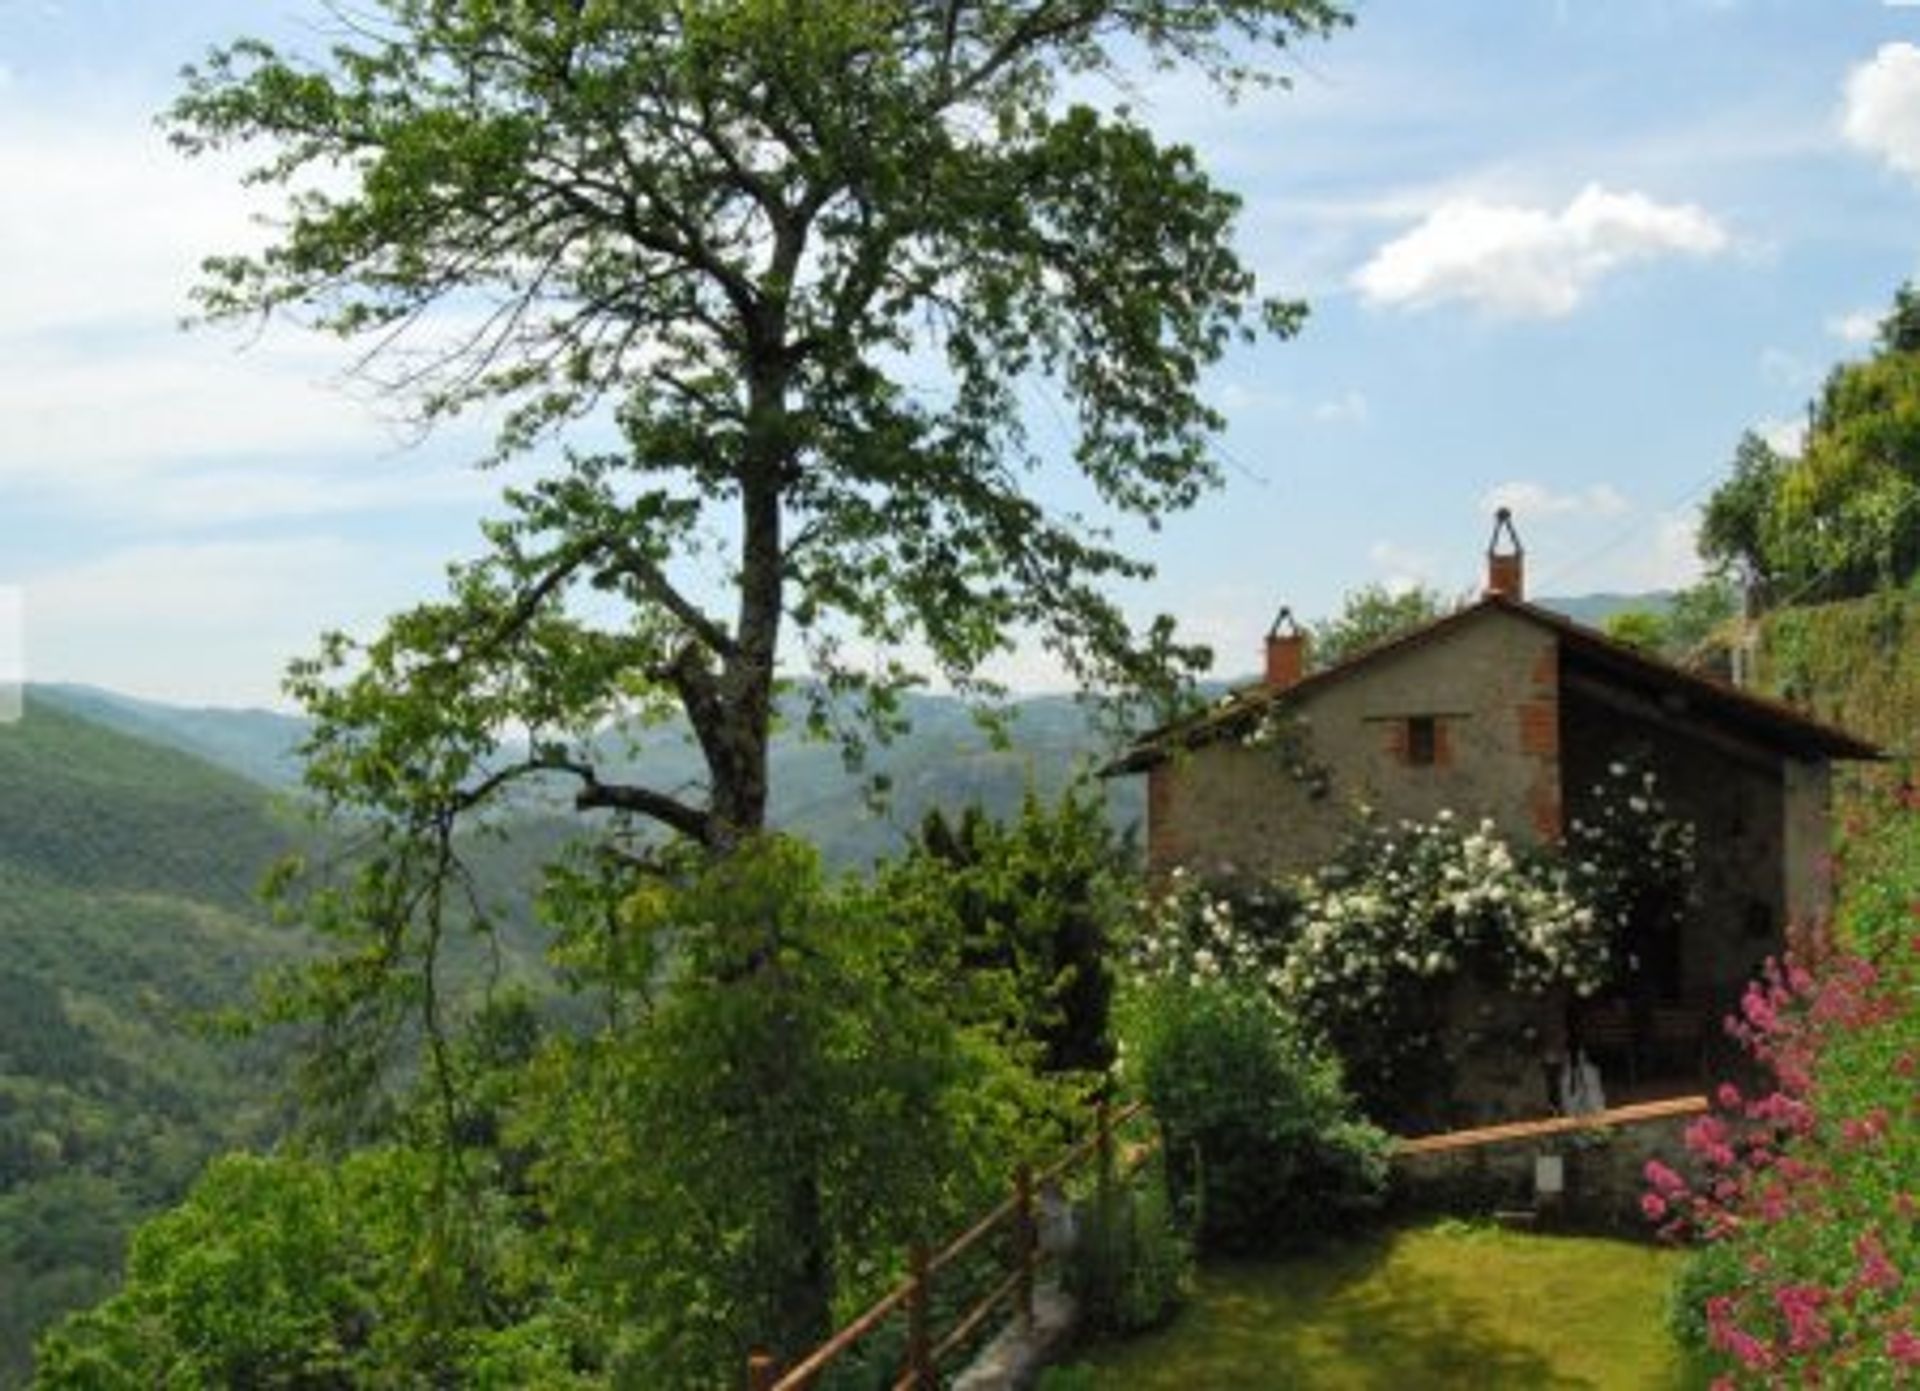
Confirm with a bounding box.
[171,0,1347,850]
[1310,582,1450,670]
[1699,282,1920,606]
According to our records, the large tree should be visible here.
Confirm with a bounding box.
[172,0,1346,1367]
[175,0,1343,852]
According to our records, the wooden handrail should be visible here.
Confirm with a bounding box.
[892,1268,1025,1391]
[768,1279,916,1390]
[1395,1094,1708,1156]
[1038,1099,1146,1187]
[759,1099,1154,1390]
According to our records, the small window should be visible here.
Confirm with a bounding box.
[1407,715,1438,767]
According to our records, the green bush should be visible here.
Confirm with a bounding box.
[1068,1158,1192,1336]
[1125,982,1389,1256]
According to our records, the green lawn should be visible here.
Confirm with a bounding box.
[1070,1222,1700,1390]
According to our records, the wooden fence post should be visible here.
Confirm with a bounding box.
[1014,1162,1036,1331]
[1096,1098,1115,1211]
[905,1242,934,1389]
[747,1350,777,1391]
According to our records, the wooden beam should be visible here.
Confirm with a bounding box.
[1395,1094,1709,1157]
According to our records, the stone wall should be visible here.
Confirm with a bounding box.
[1145,609,1560,883]
[1394,1113,1699,1232]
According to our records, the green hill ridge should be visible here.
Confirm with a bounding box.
[0,697,306,1384]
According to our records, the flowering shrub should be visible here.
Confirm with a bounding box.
[1566,756,1698,987]
[1277,812,1609,1116]
[1132,767,1697,1122]
[1127,867,1297,992]
[1650,817,1920,1387]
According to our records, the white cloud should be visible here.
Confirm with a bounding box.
[1352,184,1729,317]
[1756,415,1807,455]
[1312,389,1370,425]
[0,337,392,473]
[1842,43,1920,180]
[0,112,264,338]
[1481,480,1630,520]
[1366,540,1435,595]
[1215,381,1291,413]
[1827,308,1880,345]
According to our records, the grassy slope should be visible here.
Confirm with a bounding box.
[1077,1223,1696,1390]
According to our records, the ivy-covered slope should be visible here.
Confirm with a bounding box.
[1754,585,1920,768]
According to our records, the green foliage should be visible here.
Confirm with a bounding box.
[0,698,314,1384]
[880,789,1129,1075]
[1663,577,1740,661]
[1310,583,1449,670]
[172,0,1347,864]
[519,836,1073,1384]
[1134,778,1695,1127]
[1700,281,1920,603]
[1756,587,1920,779]
[143,0,1354,1375]
[1591,582,1735,663]
[1035,1365,1100,1391]
[35,1144,588,1390]
[1603,608,1668,652]
[1068,1159,1193,1336]
[1124,981,1388,1256]
[1699,431,1789,591]
[0,695,294,909]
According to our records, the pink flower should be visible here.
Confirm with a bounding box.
[1641,1192,1668,1221]
[1773,1284,1831,1353]
[1716,1082,1743,1110]
[1645,1159,1685,1195]
[1741,985,1779,1034]
[1853,1232,1898,1292]
[1890,1328,1920,1368]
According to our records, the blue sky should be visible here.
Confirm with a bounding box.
[2,0,1919,706]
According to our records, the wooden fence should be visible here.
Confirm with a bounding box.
[746,1091,1706,1388]
[746,1100,1155,1391]
[1394,1094,1708,1157]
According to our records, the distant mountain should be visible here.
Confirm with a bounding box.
[32,684,1147,871]
[0,694,580,1384]
[36,684,311,791]
[0,684,1140,1379]
[1533,590,1674,629]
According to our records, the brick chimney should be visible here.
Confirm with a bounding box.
[1485,507,1525,601]
[1265,606,1306,688]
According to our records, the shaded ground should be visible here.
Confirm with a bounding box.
[1072,1222,1701,1390]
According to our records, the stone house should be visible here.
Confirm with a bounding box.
[1107,514,1880,1120]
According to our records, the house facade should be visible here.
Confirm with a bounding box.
[1109,516,1879,1118]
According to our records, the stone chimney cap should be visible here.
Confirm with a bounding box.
[1487,506,1523,558]
[1484,508,1525,600]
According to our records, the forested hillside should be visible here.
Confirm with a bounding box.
[0,698,306,1383]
